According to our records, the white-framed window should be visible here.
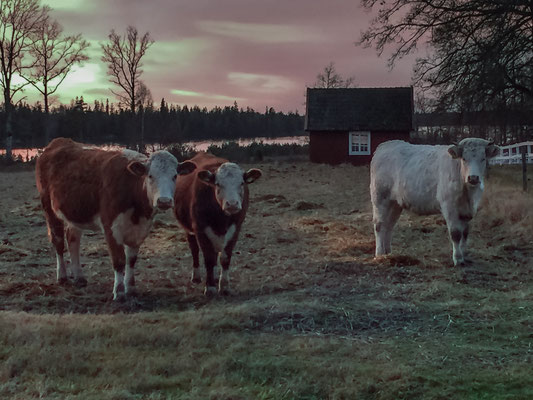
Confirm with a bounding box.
[349,131,371,155]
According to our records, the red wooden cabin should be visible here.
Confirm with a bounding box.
[305,87,414,165]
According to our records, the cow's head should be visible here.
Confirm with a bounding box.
[198,162,262,215]
[127,151,196,211]
[448,138,499,186]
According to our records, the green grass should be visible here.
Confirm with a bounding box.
[1,299,532,399]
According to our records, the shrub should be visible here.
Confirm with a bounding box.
[205,141,309,163]
[165,143,198,161]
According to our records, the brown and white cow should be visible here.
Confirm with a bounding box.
[370,138,499,266]
[173,152,262,296]
[35,138,196,300]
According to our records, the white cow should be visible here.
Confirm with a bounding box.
[370,138,499,266]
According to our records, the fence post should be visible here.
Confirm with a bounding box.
[522,152,527,192]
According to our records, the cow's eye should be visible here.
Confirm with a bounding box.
[149,174,153,179]
[173,174,177,181]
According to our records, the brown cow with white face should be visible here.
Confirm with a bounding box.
[173,152,262,296]
[35,138,196,300]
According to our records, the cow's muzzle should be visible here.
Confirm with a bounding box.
[467,175,480,186]
[156,197,173,210]
[223,201,242,215]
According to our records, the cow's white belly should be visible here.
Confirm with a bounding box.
[111,208,152,247]
[54,205,103,232]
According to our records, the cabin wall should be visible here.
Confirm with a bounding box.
[309,131,410,165]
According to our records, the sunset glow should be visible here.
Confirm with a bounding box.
[21,0,417,112]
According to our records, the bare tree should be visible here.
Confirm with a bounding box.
[101,26,154,113]
[136,80,152,150]
[26,17,89,114]
[314,62,356,88]
[0,0,48,158]
[358,0,533,111]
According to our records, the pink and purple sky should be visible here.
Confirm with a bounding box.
[23,0,417,113]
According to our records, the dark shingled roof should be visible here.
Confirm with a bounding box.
[305,87,414,131]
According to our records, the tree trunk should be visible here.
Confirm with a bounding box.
[4,89,13,160]
[140,108,145,152]
[44,85,51,144]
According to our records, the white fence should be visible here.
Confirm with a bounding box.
[490,141,533,165]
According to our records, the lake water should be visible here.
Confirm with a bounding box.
[0,136,309,161]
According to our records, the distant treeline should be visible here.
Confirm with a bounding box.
[167,141,309,164]
[413,110,533,145]
[0,99,305,148]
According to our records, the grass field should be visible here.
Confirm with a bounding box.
[0,161,532,399]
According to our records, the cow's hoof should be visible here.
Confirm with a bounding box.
[453,259,466,267]
[191,270,201,284]
[74,277,87,288]
[219,288,231,296]
[57,277,68,285]
[113,292,126,302]
[204,286,217,298]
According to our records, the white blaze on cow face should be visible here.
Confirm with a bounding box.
[215,163,245,215]
[198,163,262,215]
[448,138,500,187]
[145,151,180,210]
[126,151,181,211]
[124,150,196,212]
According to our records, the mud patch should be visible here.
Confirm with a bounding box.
[295,201,324,211]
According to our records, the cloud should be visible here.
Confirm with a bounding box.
[228,72,296,93]
[43,0,95,11]
[56,63,101,86]
[197,20,324,44]
[144,39,215,72]
[84,88,113,97]
[171,89,244,102]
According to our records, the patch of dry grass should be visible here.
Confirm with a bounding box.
[0,163,532,399]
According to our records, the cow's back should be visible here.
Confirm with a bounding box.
[370,140,457,214]
[36,138,145,225]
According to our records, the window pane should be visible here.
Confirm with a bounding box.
[350,132,370,155]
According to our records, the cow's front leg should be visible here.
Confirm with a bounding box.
[125,245,139,296]
[373,201,402,256]
[219,237,238,295]
[446,219,468,266]
[105,232,127,301]
[66,227,87,287]
[187,233,201,284]
[460,221,470,261]
[112,249,126,301]
[197,234,218,297]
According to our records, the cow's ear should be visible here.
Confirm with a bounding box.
[127,161,147,176]
[244,168,262,184]
[197,170,216,185]
[486,143,500,158]
[177,160,196,175]
[448,145,462,159]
